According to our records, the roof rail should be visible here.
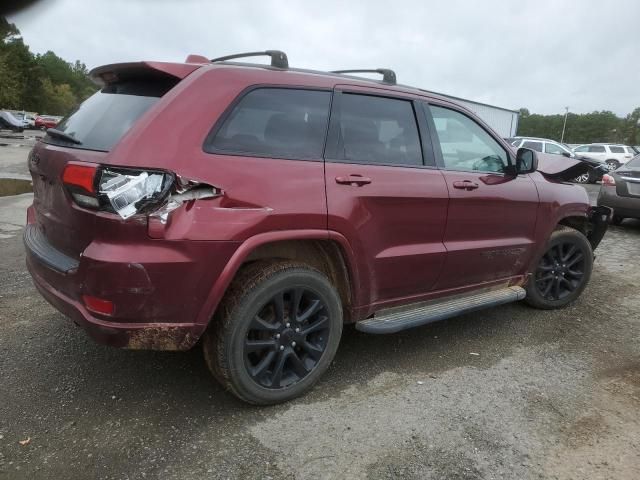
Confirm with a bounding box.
[330,69,396,85]
[210,50,289,69]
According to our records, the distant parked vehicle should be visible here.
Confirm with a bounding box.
[510,136,601,183]
[572,144,636,171]
[0,110,25,132]
[35,115,61,130]
[597,154,640,225]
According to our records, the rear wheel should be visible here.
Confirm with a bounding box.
[525,227,593,309]
[203,261,343,405]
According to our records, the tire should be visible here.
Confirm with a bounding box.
[203,261,343,405]
[611,215,624,226]
[525,226,593,310]
[605,159,620,171]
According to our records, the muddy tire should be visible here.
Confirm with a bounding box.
[203,261,343,405]
[525,227,593,310]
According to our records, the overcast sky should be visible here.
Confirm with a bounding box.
[8,0,640,116]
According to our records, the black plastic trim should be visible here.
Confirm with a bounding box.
[24,224,79,274]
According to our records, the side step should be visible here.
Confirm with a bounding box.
[355,286,526,334]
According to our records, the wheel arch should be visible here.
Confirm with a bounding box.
[195,230,360,331]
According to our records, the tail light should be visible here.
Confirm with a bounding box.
[602,174,616,186]
[62,163,174,219]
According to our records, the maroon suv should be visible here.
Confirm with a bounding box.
[25,51,610,404]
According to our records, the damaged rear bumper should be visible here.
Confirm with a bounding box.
[27,260,202,350]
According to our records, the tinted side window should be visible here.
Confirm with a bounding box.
[522,141,543,152]
[589,145,606,153]
[429,105,508,173]
[208,88,331,159]
[334,94,422,166]
[609,146,624,153]
[574,145,588,152]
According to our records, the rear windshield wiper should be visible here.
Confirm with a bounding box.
[46,128,82,145]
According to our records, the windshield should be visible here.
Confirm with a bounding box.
[45,77,176,151]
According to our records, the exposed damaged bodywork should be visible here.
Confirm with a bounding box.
[536,152,608,182]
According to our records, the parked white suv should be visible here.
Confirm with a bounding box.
[572,144,636,171]
[509,137,575,157]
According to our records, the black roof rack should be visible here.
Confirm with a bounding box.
[211,50,288,69]
[330,69,396,85]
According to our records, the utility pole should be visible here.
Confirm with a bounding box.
[561,106,569,143]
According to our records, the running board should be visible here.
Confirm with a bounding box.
[355,286,526,334]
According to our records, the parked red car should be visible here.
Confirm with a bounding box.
[34,115,61,130]
[24,51,610,404]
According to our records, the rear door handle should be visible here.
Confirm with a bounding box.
[335,175,372,186]
[452,180,479,191]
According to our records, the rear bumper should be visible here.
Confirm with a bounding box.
[598,186,640,219]
[24,219,240,350]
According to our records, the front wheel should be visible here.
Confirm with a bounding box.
[203,262,343,405]
[525,227,593,309]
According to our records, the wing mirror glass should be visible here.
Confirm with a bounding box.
[515,147,538,174]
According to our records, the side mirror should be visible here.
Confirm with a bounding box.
[515,147,538,174]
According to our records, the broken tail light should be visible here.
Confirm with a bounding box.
[602,174,616,186]
[62,163,174,218]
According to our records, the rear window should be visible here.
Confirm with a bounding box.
[45,77,177,151]
[609,146,625,153]
[207,88,331,160]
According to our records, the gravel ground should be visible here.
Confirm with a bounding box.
[0,143,638,479]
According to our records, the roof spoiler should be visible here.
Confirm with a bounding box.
[89,61,202,86]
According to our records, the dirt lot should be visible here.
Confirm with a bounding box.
[0,140,639,479]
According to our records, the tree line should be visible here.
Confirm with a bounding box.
[517,108,640,146]
[0,17,96,115]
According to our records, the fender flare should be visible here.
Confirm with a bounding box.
[193,229,361,329]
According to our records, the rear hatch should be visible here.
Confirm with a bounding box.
[29,62,200,260]
[614,155,640,198]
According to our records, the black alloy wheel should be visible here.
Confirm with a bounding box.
[244,287,331,389]
[525,227,593,309]
[203,262,342,405]
[534,242,585,301]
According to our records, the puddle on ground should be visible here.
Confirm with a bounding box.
[0,178,32,197]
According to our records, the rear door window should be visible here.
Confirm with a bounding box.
[589,145,606,153]
[331,93,423,166]
[207,88,331,160]
[46,77,177,152]
[609,146,625,153]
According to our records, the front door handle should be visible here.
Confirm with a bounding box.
[335,175,372,186]
[452,180,479,191]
